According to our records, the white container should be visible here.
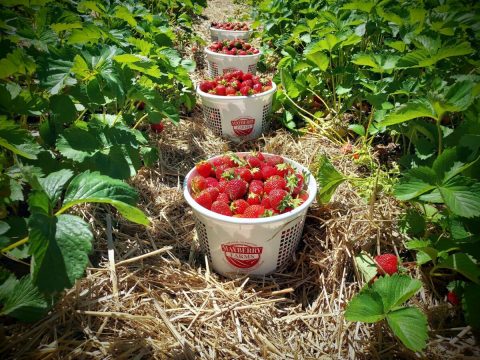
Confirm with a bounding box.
[210,27,252,42]
[197,82,276,142]
[205,48,261,78]
[184,153,317,277]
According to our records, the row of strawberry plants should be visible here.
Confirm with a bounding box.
[253,0,480,353]
[0,0,205,322]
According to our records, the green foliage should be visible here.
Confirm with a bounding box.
[345,274,428,352]
[0,0,206,323]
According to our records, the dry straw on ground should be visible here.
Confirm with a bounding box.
[1,0,478,359]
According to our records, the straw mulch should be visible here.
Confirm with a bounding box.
[1,0,478,359]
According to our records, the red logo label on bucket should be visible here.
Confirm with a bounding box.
[221,243,263,269]
[231,117,255,136]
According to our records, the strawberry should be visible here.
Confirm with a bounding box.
[226,179,247,200]
[247,192,261,205]
[244,205,266,218]
[261,196,271,209]
[252,83,262,94]
[195,160,213,177]
[204,186,219,201]
[275,163,292,177]
[215,164,229,180]
[231,199,249,215]
[234,167,253,183]
[264,175,287,194]
[225,86,236,95]
[374,254,398,275]
[447,291,460,306]
[261,165,276,180]
[205,177,219,188]
[190,175,207,194]
[194,190,212,210]
[268,189,292,211]
[249,180,264,195]
[211,200,232,216]
[199,81,213,92]
[295,190,309,205]
[239,86,251,96]
[245,154,262,168]
[217,192,229,203]
[286,173,304,194]
[150,123,164,133]
[215,84,226,96]
[266,155,284,167]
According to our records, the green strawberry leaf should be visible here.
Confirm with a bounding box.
[344,288,385,323]
[382,98,437,126]
[463,283,480,329]
[38,169,74,205]
[313,155,347,204]
[434,253,480,284]
[0,269,49,322]
[437,177,480,218]
[372,274,423,311]
[29,214,93,293]
[394,167,437,201]
[60,171,149,225]
[386,307,428,352]
[354,251,377,283]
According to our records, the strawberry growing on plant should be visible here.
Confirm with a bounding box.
[150,122,164,133]
[374,254,398,275]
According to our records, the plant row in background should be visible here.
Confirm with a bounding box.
[252,0,480,353]
[0,0,205,322]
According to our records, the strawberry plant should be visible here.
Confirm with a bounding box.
[0,0,206,322]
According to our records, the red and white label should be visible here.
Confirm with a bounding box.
[221,242,263,269]
[231,117,255,136]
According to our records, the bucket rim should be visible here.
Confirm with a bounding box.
[197,81,276,100]
[209,27,252,34]
[204,47,262,58]
[183,153,317,225]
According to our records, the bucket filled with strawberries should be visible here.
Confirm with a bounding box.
[197,70,276,142]
[184,152,317,277]
[210,22,251,41]
[205,39,261,78]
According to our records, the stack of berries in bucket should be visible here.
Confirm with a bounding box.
[211,22,249,31]
[189,152,309,218]
[199,70,272,96]
[208,39,259,55]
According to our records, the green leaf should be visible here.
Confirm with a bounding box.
[394,167,437,201]
[463,283,480,329]
[68,25,102,45]
[314,155,346,204]
[348,124,365,136]
[304,51,329,71]
[345,288,385,323]
[56,126,103,162]
[438,177,480,218]
[352,53,399,74]
[372,274,422,311]
[354,251,377,283]
[61,171,149,225]
[50,22,82,33]
[382,98,437,126]
[386,307,428,352]
[0,119,41,159]
[398,42,473,68]
[435,253,480,284]
[0,270,49,322]
[50,94,77,125]
[38,58,76,95]
[114,5,137,27]
[38,169,74,205]
[29,214,93,293]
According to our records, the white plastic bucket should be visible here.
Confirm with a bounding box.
[205,48,261,78]
[197,82,276,142]
[210,27,252,41]
[184,153,317,277]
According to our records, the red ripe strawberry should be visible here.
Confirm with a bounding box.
[242,79,253,88]
[205,177,219,188]
[231,199,249,215]
[211,200,232,216]
[250,167,263,180]
[239,86,250,96]
[199,81,213,92]
[275,163,292,177]
[221,155,237,167]
[249,180,264,195]
[234,167,252,183]
[264,175,287,194]
[296,190,309,205]
[195,160,213,177]
[252,83,262,94]
[226,179,247,200]
[256,152,265,161]
[226,86,236,95]
[247,192,261,205]
[221,167,236,180]
[215,84,226,96]
[244,205,265,218]
[245,154,262,168]
[217,192,229,203]
[218,179,228,193]
[281,207,293,214]
[261,165,276,180]
[261,196,271,209]
[447,291,460,306]
[190,175,207,194]
[215,164,229,180]
[150,123,164,133]
[266,155,284,167]
[211,157,224,167]
[232,70,244,80]
[268,189,291,211]
[286,173,304,194]
[242,72,253,81]
[205,186,219,201]
[374,254,398,275]
[194,190,212,210]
